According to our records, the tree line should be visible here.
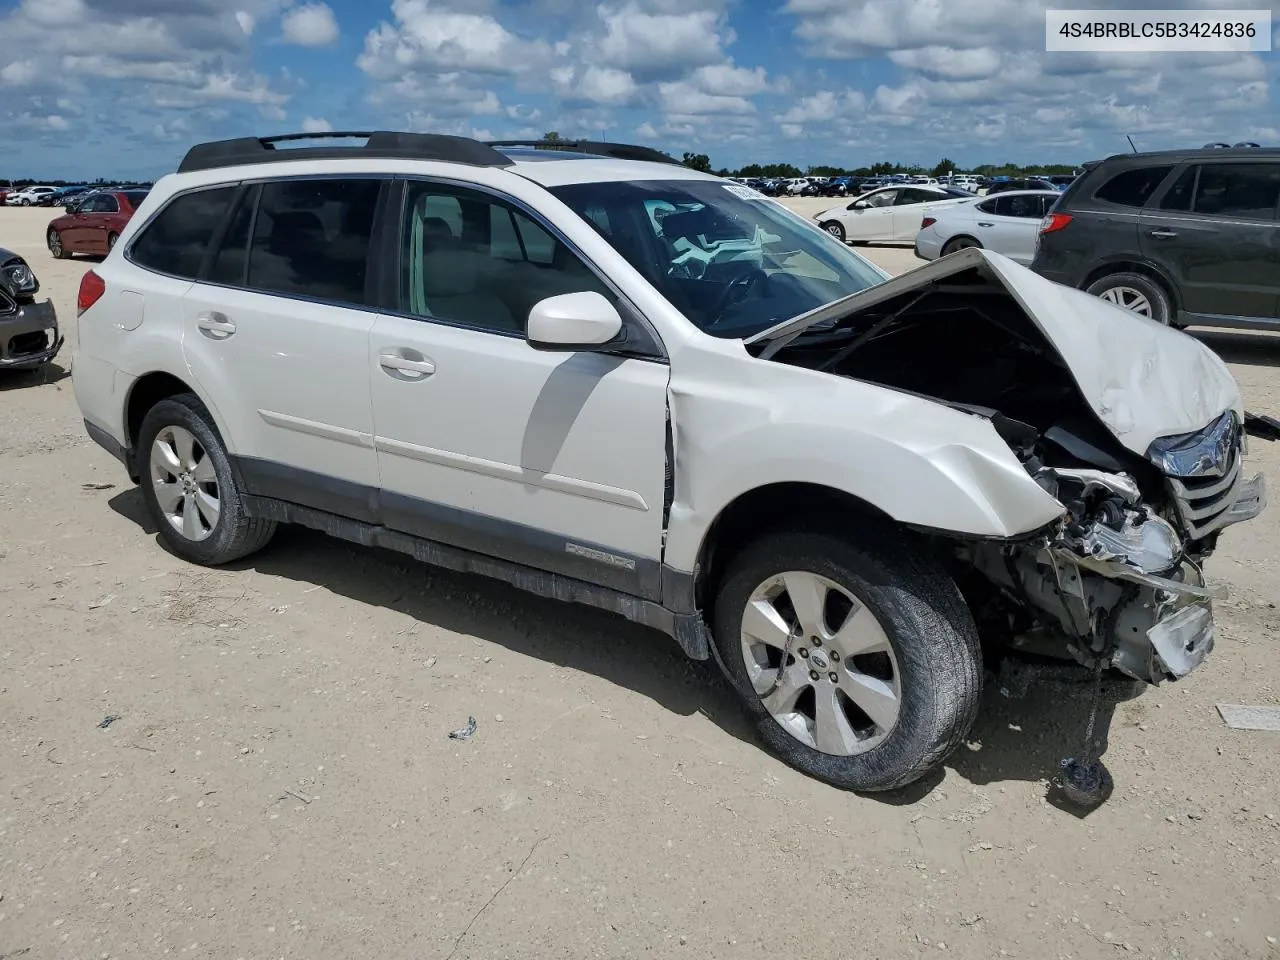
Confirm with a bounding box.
[537,136,1077,179]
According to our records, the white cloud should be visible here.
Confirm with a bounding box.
[281,3,339,46]
[888,46,1003,80]
[301,116,333,132]
[689,63,768,96]
[658,80,755,115]
[594,3,732,77]
[359,0,551,77]
[552,65,641,105]
[777,90,865,124]
[46,114,69,130]
[0,60,38,87]
[235,10,256,35]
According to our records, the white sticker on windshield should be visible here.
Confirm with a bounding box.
[724,184,767,200]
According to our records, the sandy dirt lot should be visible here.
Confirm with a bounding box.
[2,202,1279,960]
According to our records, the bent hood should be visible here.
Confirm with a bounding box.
[747,248,1242,456]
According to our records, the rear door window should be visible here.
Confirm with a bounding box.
[128,186,237,279]
[245,178,380,306]
[1191,163,1280,219]
[1093,165,1173,207]
[1158,166,1198,211]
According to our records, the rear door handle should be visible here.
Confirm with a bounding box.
[1149,228,1178,239]
[196,311,236,339]
[379,351,436,380]
[977,222,994,227]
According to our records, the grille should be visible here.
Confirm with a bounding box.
[1166,436,1244,539]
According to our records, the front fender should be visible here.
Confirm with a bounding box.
[663,354,1065,573]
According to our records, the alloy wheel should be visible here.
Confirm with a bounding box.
[740,571,902,756]
[149,425,220,541]
[1098,285,1152,317]
[48,231,62,257]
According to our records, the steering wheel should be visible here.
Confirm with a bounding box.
[706,268,768,327]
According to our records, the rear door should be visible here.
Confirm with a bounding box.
[1141,161,1280,321]
[180,177,384,513]
[894,188,945,240]
[980,193,1053,264]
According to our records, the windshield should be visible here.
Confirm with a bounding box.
[550,179,884,338]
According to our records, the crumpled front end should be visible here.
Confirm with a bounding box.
[962,433,1264,684]
[0,249,62,370]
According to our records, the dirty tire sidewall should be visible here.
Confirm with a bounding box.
[712,527,983,793]
[136,393,276,566]
[1085,271,1174,326]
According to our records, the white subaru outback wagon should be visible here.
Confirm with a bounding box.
[73,131,1268,792]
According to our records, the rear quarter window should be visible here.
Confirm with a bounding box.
[128,187,237,279]
[1092,165,1173,208]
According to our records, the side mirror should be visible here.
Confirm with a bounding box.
[526,291,624,351]
[850,199,868,210]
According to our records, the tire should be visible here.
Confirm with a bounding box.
[1085,271,1176,326]
[820,220,846,243]
[712,527,982,792]
[107,232,119,252]
[136,393,276,565]
[941,235,982,256]
[47,229,69,259]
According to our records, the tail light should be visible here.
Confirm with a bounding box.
[920,216,937,229]
[1040,212,1073,235]
[77,269,105,316]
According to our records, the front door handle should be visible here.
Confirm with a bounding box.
[196,311,236,339]
[1149,228,1178,239]
[379,351,436,381]
[977,221,994,227]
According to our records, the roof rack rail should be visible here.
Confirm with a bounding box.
[487,139,683,165]
[177,130,511,174]
[1202,141,1261,149]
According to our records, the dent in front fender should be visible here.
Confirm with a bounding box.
[660,351,1067,573]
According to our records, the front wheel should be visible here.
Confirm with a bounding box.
[1085,271,1176,326]
[819,220,846,242]
[137,393,276,565]
[712,528,982,792]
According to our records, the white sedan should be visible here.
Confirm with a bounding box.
[914,190,1060,264]
[814,185,975,244]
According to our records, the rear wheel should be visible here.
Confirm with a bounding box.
[712,527,983,792]
[941,235,981,255]
[107,232,119,252]
[47,229,69,259]
[820,220,846,243]
[137,393,276,565]
[1086,271,1176,326]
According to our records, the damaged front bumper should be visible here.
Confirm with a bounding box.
[970,462,1265,686]
[0,299,62,369]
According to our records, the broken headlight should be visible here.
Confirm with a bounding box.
[1147,411,1238,478]
[2,258,38,296]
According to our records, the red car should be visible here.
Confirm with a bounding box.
[46,190,150,258]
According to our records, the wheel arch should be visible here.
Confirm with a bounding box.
[123,370,234,479]
[689,482,898,622]
[942,234,982,254]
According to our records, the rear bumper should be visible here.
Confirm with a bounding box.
[0,299,62,369]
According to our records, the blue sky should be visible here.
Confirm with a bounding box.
[2,0,1278,179]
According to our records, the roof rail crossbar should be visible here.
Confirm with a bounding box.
[177,130,511,173]
[487,139,683,165]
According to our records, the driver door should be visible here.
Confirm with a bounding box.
[368,179,672,599]
[844,188,899,241]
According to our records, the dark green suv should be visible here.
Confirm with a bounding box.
[1031,146,1280,329]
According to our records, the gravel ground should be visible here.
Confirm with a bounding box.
[2,202,1279,960]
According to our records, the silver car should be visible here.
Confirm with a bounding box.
[915,190,1060,264]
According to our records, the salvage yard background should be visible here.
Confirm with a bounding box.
[2,202,1278,959]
